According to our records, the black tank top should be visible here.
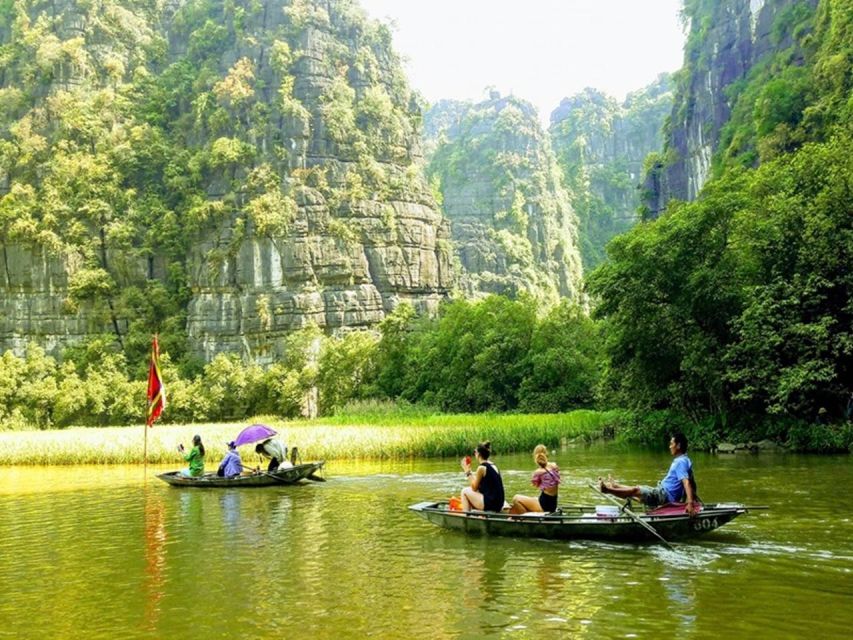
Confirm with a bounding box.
[480,461,505,512]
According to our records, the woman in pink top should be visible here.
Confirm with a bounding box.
[509,444,561,514]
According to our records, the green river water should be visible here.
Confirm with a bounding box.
[0,447,850,639]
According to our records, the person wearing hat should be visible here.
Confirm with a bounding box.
[217,441,243,478]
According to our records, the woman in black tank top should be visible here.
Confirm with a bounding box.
[460,441,506,512]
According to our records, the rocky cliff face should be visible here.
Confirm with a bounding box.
[175,0,453,362]
[647,0,819,213]
[424,94,584,305]
[550,75,672,268]
[0,0,452,362]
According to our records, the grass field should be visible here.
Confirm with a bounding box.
[0,409,621,465]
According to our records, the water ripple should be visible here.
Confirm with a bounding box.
[0,456,851,639]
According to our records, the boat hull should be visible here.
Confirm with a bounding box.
[157,462,325,487]
[408,502,748,542]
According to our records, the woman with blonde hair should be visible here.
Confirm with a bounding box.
[509,444,561,514]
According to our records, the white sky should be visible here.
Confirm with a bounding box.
[358,0,686,123]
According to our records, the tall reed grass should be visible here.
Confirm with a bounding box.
[0,409,622,465]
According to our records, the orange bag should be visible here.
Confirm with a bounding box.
[448,496,462,511]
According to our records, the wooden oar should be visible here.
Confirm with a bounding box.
[587,483,676,551]
[245,466,293,484]
[251,463,326,483]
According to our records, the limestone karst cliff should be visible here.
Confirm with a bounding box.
[549,75,672,269]
[0,0,452,363]
[424,93,584,305]
[646,0,820,214]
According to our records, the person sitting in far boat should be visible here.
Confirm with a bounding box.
[178,434,205,478]
[255,437,290,472]
[598,432,698,516]
[460,441,506,512]
[509,444,561,514]
[217,441,243,478]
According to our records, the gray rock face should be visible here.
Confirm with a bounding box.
[179,1,455,362]
[550,77,672,268]
[648,0,819,212]
[187,191,451,364]
[0,245,121,353]
[425,95,584,305]
[0,0,453,361]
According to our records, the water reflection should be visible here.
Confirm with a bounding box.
[0,453,851,639]
[661,568,697,631]
[220,491,241,533]
[143,488,166,633]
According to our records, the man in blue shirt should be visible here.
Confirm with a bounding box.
[599,433,697,515]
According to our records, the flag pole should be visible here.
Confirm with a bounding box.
[144,334,154,471]
[144,410,149,470]
[145,333,165,472]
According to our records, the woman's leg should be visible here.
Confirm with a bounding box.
[509,494,542,514]
[461,486,484,511]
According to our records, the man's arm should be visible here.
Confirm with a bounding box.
[682,477,697,516]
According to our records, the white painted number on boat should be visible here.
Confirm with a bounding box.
[693,518,719,531]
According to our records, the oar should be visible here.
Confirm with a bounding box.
[587,482,676,551]
[245,466,293,484]
[250,463,326,484]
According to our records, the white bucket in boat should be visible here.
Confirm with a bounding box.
[595,505,620,517]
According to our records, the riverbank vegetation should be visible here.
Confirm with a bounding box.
[0,408,619,465]
[0,297,602,429]
[2,282,851,453]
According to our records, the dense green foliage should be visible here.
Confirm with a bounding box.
[0,327,378,427]
[586,0,853,450]
[589,119,852,448]
[0,295,603,428]
[370,297,602,413]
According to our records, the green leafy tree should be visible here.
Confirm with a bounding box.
[317,331,379,414]
[519,302,603,412]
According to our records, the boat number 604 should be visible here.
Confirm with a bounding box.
[693,518,718,531]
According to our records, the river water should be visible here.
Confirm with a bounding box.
[0,447,851,639]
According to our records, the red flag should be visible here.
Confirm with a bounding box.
[146,336,166,427]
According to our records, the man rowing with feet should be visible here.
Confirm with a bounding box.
[599,432,698,516]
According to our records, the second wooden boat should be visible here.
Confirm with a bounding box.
[157,461,325,487]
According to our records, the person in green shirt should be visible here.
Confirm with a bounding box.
[178,434,206,477]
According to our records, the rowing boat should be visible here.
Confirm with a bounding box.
[157,461,325,487]
[409,501,754,542]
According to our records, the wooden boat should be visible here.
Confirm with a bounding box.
[409,501,754,542]
[157,462,325,488]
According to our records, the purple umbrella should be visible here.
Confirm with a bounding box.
[233,424,278,447]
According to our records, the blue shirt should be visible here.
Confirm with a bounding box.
[218,450,243,478]
[660,454,692,502]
